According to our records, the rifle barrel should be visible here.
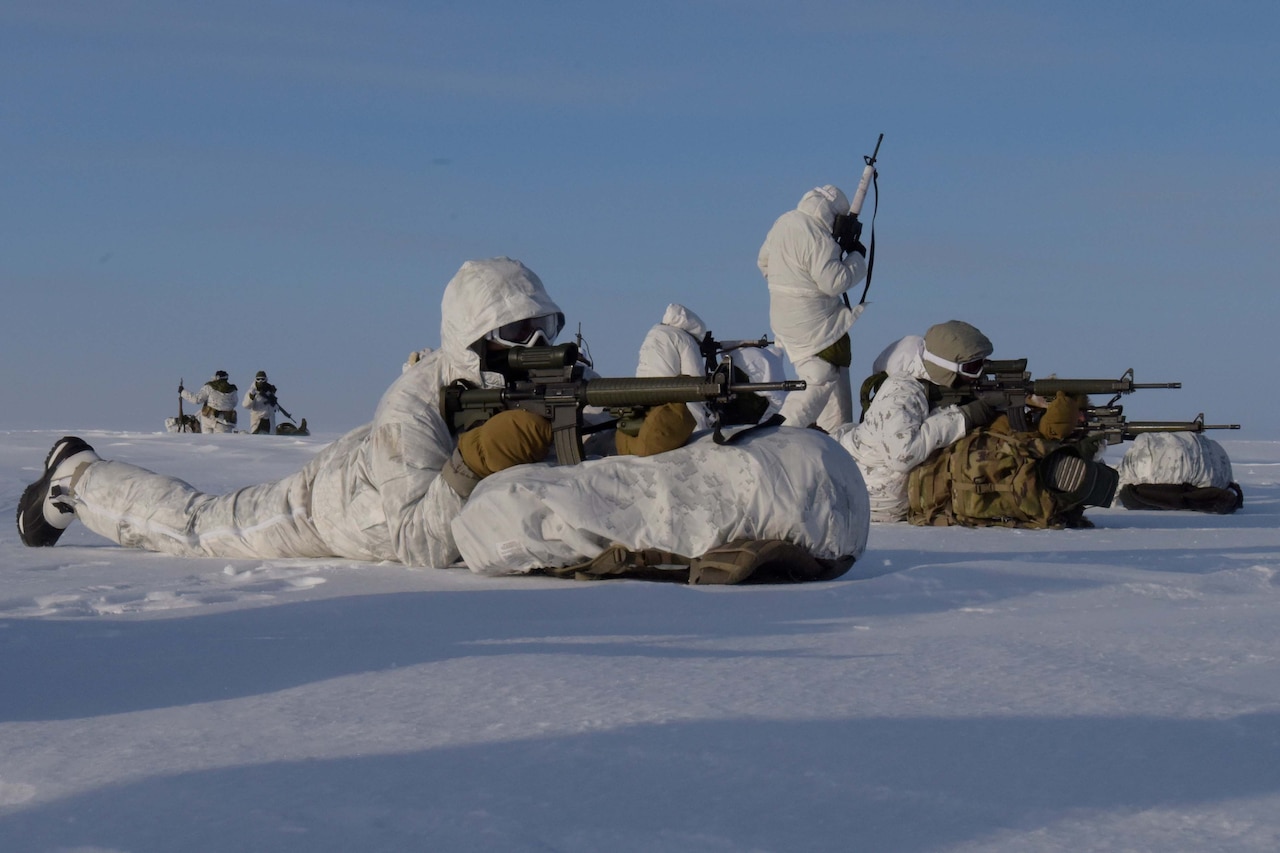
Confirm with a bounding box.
[1122,421,1241,433]
[1030,378,1181,395]
[736,380,806,393]
[579,376,804,408]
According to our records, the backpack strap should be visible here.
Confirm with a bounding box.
[715,412,785,445]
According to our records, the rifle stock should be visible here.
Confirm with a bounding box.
[442,344,805,465]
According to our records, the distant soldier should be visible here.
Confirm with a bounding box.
[242,370,281,435]
[180,371,238,434]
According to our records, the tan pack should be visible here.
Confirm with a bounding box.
[908,429,1068,529]
[544,539,854,585]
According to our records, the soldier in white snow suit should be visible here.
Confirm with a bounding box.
[758,185,868,432]
[636,302,716,429]
[181,371,239,433]
[636,302,789,430]
[16,258,568,566]
[833,321,998,522]
[242,370,280,435]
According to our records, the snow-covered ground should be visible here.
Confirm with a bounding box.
[1,428,1278,852]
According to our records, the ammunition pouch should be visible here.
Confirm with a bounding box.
[202,405,237,424]
[816,333,852,369]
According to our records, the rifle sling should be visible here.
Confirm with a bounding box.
[858,168,878,305]
[714,412,785,446]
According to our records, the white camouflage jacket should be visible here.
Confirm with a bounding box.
[832,340,968,522]
[757,186,868,361]
[181,379,238,414]
[636,303,713,429]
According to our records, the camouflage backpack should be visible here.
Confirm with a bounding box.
[907,428,1074,529]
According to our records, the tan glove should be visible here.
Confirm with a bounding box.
[615,402,696,457]
[443,409,552,498]
[1037,391,1088,440]
[459,409,553,476]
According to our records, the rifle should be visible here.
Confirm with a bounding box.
[1080,407,1241,446]
[441,343,806,465]
[935,359,1182,432]
[832,132,883,305]
[177,377,189,433]
[267,393,295,423]
[255,386,294,423]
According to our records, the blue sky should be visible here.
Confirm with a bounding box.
[4,1,1277,436]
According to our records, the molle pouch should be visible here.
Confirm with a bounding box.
[816,333,852,369]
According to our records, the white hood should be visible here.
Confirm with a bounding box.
[796,185,850,231]
[660,303,708,340]
[440,257,564,356]
[871,335,930,381]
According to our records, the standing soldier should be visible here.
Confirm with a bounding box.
[758,185,868,432]
[242,370,280,435]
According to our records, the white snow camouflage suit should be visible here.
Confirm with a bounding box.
[832,337,969,522]
[66,258,563,567]
[636,303,716,430]
[241,383,278,435]
[453,425,870,576]
[757,185,868,432]
[181,377,240,433]
[635,302,788,428]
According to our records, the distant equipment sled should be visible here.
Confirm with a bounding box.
[276,418,309,436]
